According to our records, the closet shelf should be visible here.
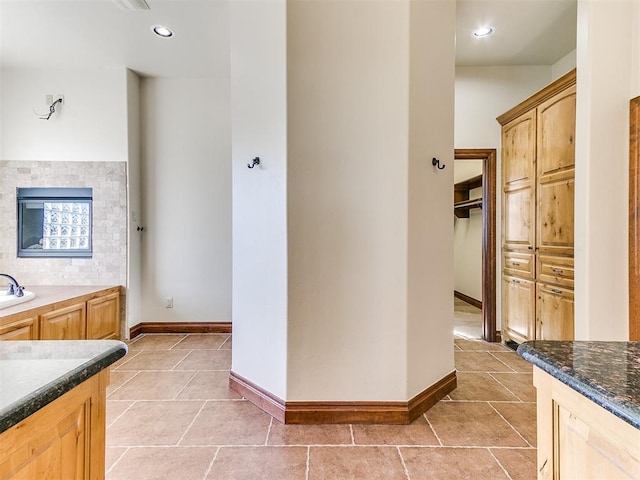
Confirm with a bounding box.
[454,174,483,219]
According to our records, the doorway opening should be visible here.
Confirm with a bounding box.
[454,149,497,342]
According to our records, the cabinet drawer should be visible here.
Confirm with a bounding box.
[503,252,535,279]
[538,255,574,288]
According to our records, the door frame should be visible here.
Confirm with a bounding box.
[454,148,497,342]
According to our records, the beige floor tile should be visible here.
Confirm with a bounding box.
[107,370,137,396]
[106,400,134,427]
[491,352,533,372]
[449,372,519,402]
[491,448,537,480]
[491,402,537,446]
[171,334,230,350]
[206,446,307,480]
[220,336,232,349]
[308,446,407,480]
[426,402,529,447]
[107,400,204,446]
[106,446,217,480]
[455,351,515,372]
[268,423,352,445]
[491,372,537,402]
[176,371,242,400]
[174,349,232,371]
[128,334,187,351]
[455,339,512,352]
[181,400,272,445]
[352,415,439,446]
[401,447,509,480]
[116,350,190,371]
[108,371,197,400]
[111,351,140,370]
[105,447,127,473]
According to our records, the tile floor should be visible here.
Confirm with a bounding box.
[453,297,483,339]
[105,333,536,479]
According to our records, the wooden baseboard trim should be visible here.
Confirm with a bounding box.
[454,290,482,309]
[229,370,457,425]
[229,371,286,423]
[129,322,232,339]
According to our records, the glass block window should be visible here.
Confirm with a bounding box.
[17,188,92,258]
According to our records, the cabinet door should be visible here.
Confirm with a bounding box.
[40,303,86,340]
[537,86,575,256]
[0,317,38,340]
[502,111,536,252]
[502,275,535,343]
[537,85,576,177]
[536,283,574,340]
[87,292,120,340]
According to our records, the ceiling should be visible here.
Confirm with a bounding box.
[0,0,577,77]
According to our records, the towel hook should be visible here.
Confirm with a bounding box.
[432,157,445,170]
[248,157,260,169]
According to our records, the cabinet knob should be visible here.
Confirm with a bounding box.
[512,262,521,266]
[551,268,564,275]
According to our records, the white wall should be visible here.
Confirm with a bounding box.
[287,0,409,400]
[230,0,288,399]
[1,67,128,162]
[552,49,577,81]
[574,0,636,340]
[405,0,456,398]
[140,77,232,324]
[454,66,553,330]
[126,69,142,333]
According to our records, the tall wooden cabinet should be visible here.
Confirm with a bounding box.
[498,70,576,344]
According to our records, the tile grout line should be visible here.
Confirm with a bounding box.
[104,446,130,477]
[305,446,311,480]
[176,400,209,447]
[396,446,411,480]
[422,412,443,446]
[487,401,533,448]
[487,351,518,373]
[487,372,527,403]
[265,416,274,446]
[487,447,515,480]
[171,369,200,400]
[218,335,232,350]
[171,349,195,371]
[106,399,138,429]
[349,424,355,445]
[107,371,141,399]
[202,446,221,480]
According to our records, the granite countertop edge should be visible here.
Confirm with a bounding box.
[518,342,640,430]
[0,342,127,434]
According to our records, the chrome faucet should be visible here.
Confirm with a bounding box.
[0,274,24,297]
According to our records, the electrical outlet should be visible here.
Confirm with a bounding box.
[165,296,173,308]
[46,94,53,104]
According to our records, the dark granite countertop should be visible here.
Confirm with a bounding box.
[0,340,127,433]
[518,341,640,430]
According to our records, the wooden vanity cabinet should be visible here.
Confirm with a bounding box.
[0,316,38,341]
[40,303,87,340]
[87,292,120,340]
[0,287,122,342]
[499,70,576,343]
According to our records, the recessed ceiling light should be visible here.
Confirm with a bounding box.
[152,25,174,38]
[473,26,494,38]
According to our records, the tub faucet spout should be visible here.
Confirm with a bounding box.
[0,274,23,297]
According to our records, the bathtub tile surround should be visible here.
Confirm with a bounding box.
[105,334,536,479]
[0,160,127,286]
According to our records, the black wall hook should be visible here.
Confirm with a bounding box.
[248,157,260,169]
[432,157,445,170]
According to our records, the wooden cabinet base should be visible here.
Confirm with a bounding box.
[0,370,109,480]
[534,367,640,479]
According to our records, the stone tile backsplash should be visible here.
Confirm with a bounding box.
[0,160,127,287]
